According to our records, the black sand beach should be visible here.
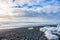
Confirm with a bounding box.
[0,26,48,40]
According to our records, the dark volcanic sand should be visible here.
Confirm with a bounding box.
[0,26,47,40]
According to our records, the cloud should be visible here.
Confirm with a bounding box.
[20,5,59,17]
[14,0,60,16]
[0,0,59,23]
[0,0,59,17]
[0,0,26,17]
[0,17,53,22]
[0,0,60,29]
[0,17,57,28]
[12,0,60,14]
[13,0,60,6]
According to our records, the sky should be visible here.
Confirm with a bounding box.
[0,0,60,29]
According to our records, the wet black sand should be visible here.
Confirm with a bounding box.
[0,26,47,40]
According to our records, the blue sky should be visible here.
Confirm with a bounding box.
[0,0,60,29]
[12,0,60,24]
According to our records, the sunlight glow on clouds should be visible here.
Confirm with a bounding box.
[0,0,60,29]
[0,17,54,23]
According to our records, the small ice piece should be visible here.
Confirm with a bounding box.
[56,29,60,35]
[57,27,60,30]
[28,27,33,30]
[45,34,59,40]
[57,25,60,27]
[40,27,47,32]
[45,30,59,40]
[13,0,15,2]
[1,38,8,40]
[48,27,58,33]
[40,27,50,32]
[40,27,60,40]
